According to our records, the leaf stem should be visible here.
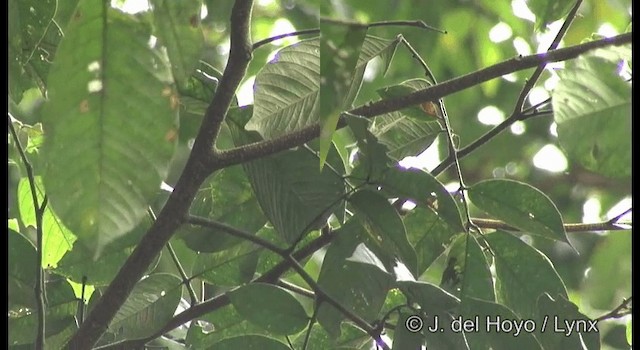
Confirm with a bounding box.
[252,29,320,51]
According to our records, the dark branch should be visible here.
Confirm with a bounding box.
[66,1,255,348]
[252,29,319,51]
[210,32,632,170]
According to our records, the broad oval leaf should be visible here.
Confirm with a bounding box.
[441,234,495,302]
[349,189,418,276]
[192,242,261,287]
[485,231,568,320]
[317,220,393,336]
[150,0,204,84]
[552,47,631,178]
[459,297,543,349]
[396,280,460,313]
[108,273,182,340]
[468,179,571,246]
[208,335,291,350]
[42,1,178,258]
[246,38,319,139]
[535,293,600,350]
[228,283,309,335]
[8,229,37,310]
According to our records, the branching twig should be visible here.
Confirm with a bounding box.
[8,116,47,350]
[165,243,198,306]
[211,32,632,171]
[607,208,632,225]
[596,297,632,321]
[433,0,583,176]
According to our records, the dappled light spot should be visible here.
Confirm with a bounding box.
[533,144,567,172]
[477,105,505,125]
[489,22,513,43]
[88,79,103,93]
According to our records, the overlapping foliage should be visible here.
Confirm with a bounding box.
[8,0,631,349]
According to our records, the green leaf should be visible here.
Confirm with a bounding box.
[246,38,319,139]
[553,47,632,178]
[187,304,270,347]
[241,145,345,244]
[485,231,568,320]
[380,166,464,232]
[9,279,77,346]
[246,35,400,141]
[229,283,309,335]
[54,217,155,286]
[443,234,495,302]
[626,318,632,346]
[349,189,418,276]
[42,0,178,258]
[108,274,182,340]
[177,165,267,253]
[397,280,460,313]
[404,207,460,276]
[468,179,571,246]
[534,293,601,350]
[344,114,395,184]
[17,177,76,268]
[527,0,575,31]
[458,297,543,349]
[317,220,393,336]
[393,312,425,349]
[150,0,204,84]
[371,112,442,161]
[208,335,291,350]
[192,242,261,287]
[581,232,631,309]
[376,78,442,121]
[8,229,37,310]
[319,19,368,168]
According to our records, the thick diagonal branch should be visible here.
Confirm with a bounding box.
[66,0,254,348]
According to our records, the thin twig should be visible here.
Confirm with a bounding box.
[302,306,319,350]
[607,208,632,224]
[252,29,319,51]
[321,17,446,34]
[434,0,583,176]
[276,279,315,299]
[166,243,198,306]
[399,37,477,232]
[8,115,46,350]
[596,297,632,321]
[471,218,631,233]
[79,276,87,324]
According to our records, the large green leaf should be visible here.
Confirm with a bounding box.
[8,229,37,310]
[246,35,400,140]
[107,273,182,340]
[442,234,495,302]
[468,179,571,246]
[208,335,291,350]
[404,207,461,276]
[380,166,464,232]
[229,283,309,335]
[8,279,78,346]
[397,280,460,313]
[553,46,632,178]
[17,177,76,268]
[534,293,600,350]
[187,303,270,347]
[241,145,345,244]
[349,189,418,276]
[246,38,319,139]
[392,312,425,349]
[151,0,204,84]
[177,165,267,253]
[316,220,393,336]
[527,0,576,31]
[485,231,568,320]
[459,297,543,349]
[191,242,261,287]
[319,19,368,167]
[42,0,178,258]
